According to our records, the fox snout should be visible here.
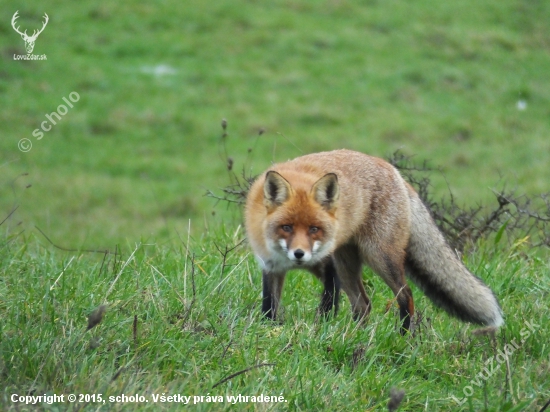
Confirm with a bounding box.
[278,238,314,264]
[293,249,305,259]
[288,247,311,264]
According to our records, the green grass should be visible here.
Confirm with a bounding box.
[1,0,550,247]
[1,232,548,411]
[1,1,549,410]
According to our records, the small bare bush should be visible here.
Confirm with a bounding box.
[205,121,550,251]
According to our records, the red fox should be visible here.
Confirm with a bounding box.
[245,149,503,332]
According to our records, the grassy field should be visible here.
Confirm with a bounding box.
[1,232,549,411]
[1,0,550,410]
[1,0,550,248]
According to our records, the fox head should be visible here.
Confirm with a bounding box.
[262,171,339,269]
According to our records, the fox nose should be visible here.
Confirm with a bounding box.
[294,249,305,260]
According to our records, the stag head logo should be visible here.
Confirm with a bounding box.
[11,11,49,54]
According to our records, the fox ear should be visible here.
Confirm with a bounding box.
[312,173,339,212]
[264,171,291,209]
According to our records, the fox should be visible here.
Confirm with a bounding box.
[244,149,503,333]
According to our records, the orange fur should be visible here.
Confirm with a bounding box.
[245,149,503,332]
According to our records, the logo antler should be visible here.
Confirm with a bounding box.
[11,11,49,54]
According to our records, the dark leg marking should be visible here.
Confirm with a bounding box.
[382,255,414,335]
[262,270,275,320]
[399,299,412,334]
[319,258,340,317]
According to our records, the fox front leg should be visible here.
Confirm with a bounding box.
[262,270,286,321]
[318,259,340,317]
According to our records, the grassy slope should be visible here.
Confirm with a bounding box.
[1,0,550,247]
[1,232,548,411]
[1,1,549,410]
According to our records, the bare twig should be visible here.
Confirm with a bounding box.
[214,239,245,279]
[211,363,275,388]
[204,166,256,207]
[35,225,115,255]
[0,205,19,227]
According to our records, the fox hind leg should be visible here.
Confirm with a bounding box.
[332,244,372,321]
[365,247,414,334]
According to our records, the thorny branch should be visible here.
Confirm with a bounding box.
[205,118,258,208]
[387,150,550,251]
[206,139,550,251]
[204,168,255,207]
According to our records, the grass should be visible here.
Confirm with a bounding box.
[1,229,549,411]
[1,0,550,247]
[1,0,549,410]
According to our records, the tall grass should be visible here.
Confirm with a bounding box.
[1,228,548,411]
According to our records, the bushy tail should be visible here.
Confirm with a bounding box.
[405,191,504,327]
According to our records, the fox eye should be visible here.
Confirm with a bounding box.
[281,225,293,233]
[309,226,319,234]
